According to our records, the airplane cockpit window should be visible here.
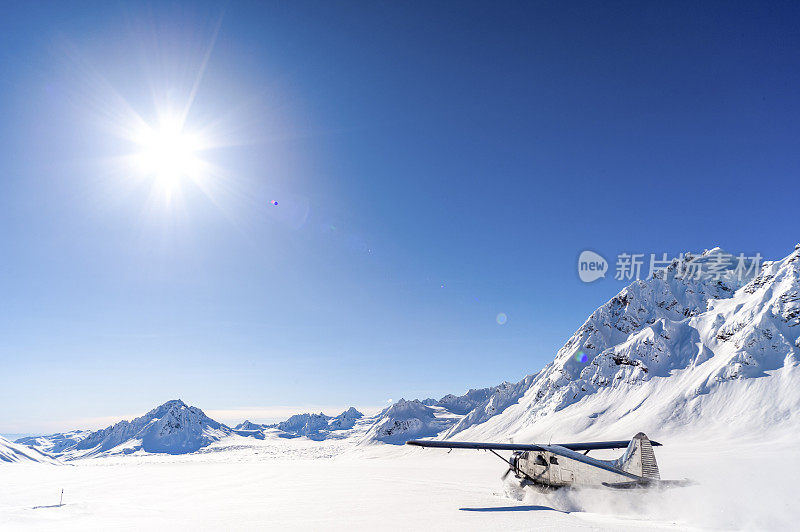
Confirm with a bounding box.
[535,455,547,466]
[550,456,559,465]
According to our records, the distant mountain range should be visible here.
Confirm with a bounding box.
[17,403,370,459]
[9,245,800,462]
[234,407,365,440]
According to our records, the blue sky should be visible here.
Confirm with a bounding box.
[1,1,798,433]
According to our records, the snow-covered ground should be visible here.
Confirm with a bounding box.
[1,432,797,531]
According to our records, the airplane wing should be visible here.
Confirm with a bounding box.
[405,439,661,452]
[405,440,545,452]
[557,440,662,450]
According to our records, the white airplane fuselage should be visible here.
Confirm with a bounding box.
[511,445,642,488]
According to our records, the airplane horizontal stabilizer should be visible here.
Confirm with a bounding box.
[602,478,694,490]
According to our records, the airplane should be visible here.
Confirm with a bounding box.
[406,432,691,490]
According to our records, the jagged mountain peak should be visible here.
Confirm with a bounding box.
[62,400,232,457]
[154,398,187,408]
[447,245,800,441]
[553,247,762,383]
[234,420,265,431]
[364,399,450,444]
[144,399,189,418]
[273,407,367,437]
[328,407,365,430]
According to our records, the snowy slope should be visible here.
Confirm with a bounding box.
[450,246,800,443]
[0,436,60,464]
[16,430,91,454]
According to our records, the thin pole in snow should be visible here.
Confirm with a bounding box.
[59,489,63,506]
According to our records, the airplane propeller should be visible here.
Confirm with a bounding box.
[501,436,515,480]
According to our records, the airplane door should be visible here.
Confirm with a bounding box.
[548,456,561,485]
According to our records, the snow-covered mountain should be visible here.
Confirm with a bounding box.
[356,246,800,445]
[448,246,800,442]
[363,399,456,444]
[277,412,331,438]
[0,436,60,464]
[328,407,364,430]
[75,399,232,456]
[271,407,366,439]
[437,387,501,415]
[32,400,233,458]
[16,429,91,454]
[362,383,535,444]
[234,420,266,431]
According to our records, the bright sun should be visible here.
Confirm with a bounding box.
[133,116,203,193]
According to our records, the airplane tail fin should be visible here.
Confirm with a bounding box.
[617,432,660,480]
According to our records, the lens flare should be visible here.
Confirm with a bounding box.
[496,313,508,325]
[575,351,588,363]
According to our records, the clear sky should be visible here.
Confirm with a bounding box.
[1,1,798,434]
